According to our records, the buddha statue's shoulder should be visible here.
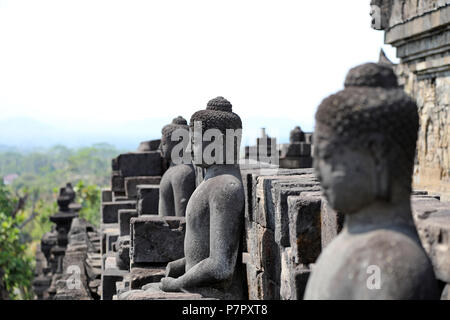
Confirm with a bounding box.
[205,173,244,200]
[323,228,428,263]
[164,163,195,180]
[307,228,438,299]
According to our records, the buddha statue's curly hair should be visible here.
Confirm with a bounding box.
[189,97,242,134]
[161,116,189,141]
[315,63,419,191]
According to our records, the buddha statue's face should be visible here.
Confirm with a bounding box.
[186,128,219,168]
[313,129,378,214]
[160,134,173,161]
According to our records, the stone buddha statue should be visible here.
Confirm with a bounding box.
[160,97,246,299]
[290,126,305,143]
[304,63,440,300]
[159,116,196,217]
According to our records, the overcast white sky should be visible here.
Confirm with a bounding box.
[0,0,397,144]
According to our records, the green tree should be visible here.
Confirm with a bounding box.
[74,181,101,226]
[0,183,33,300]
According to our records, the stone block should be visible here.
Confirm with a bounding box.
[111,172,125,193]
[104,256,117,270]
[279,157,313,169]
[245,222,261,270]
[285,142,311,157]
[62,250,87,276]
[273,186,302,247]
[253,177,275,230]
[104,228,119,254]
[124,176,161,199]
[115,278,130,296]
[413,198,450,283]
[101,201,135,224]
[245,221,280,285]
[137,185,160,215]
[293,264,311,300]
[101,269,128,300]
[112,191,127,201]
[119,209,138,237]
[115,151,162,177]
[101,225,118,256]
[245,263,279,300]
[320,198,344,249]
[114,196,129,202]
[130,216,186,264]
[119,285,206,300]
[288,194,322,264]
[115,236,131,271]
[280,246,310,300]
[112,157,119,171]
[130,267,165,290]
[101,188,113,203]
[279,247,294,300]
[138,140,161,152]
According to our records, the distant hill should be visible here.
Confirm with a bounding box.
[0,116,313,151]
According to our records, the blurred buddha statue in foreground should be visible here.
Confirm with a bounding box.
[304,63,440,300]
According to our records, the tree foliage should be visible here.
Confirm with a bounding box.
[0,144,122,299]
[0,183,33,300]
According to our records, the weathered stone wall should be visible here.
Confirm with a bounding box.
[375,1,450,198]
[241,168,326,300]
[387,0,450,28]
[242,168,450,300]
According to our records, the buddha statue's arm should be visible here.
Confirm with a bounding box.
[158,177,175,217]
[172,171,195,217]
[161,183,244,292]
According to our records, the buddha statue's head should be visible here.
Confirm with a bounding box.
[314,63,418,214]
[189,97,242,168]
[290,126,305,144]
[160,116,189,162]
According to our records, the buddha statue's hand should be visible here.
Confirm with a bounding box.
[165,258,186,278]
[161,277,182,292]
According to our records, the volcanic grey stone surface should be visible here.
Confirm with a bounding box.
[130,267,165,289]
[115,236,131,271]
[412,197,450,283]
[138,139,161,152]
[158,164,196,217]
[101,200,135,224]
[287,193,322,265]
[137,185,160,215]
[101,269,128,300]
[158,97,246,299]
[115,152,163,177]
[118,209,138,237]
[320,198,344,249]
[130,216,186,264]
[158,116,196,217]
[101,189,113,203]
[304,63,440,300]
[124,176,161,199]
